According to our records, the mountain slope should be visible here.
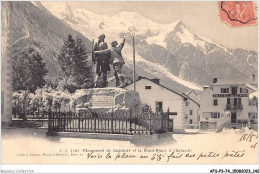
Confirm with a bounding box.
[5,1,93,83]
[39,2,257,91]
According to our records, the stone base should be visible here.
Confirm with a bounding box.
[75,88,141,113]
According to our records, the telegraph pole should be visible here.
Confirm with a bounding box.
[133,36,136,91]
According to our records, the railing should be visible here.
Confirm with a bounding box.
[47,110,169,135]
[226,104,243,111]
[215,121,231,133]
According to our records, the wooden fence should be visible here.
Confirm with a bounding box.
[48,110,169,135]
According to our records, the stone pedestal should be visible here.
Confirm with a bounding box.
[74,88,141,113]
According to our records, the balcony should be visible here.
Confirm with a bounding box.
[226,104,243,111]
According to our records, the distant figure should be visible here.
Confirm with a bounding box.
[93,34,110,88]
[94,38,126,87]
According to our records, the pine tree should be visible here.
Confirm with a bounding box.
[12,47,48,92]
[57,34,92,92]
[58,34,75,76]
[73,37,91,84]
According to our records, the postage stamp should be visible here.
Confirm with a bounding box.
[219,1,257,27]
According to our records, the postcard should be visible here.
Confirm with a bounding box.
[1,1,259,171]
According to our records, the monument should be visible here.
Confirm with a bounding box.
[74,87,141,113]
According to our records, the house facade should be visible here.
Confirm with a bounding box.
[125,77,199,133]
[199,79,258,130]
[182,93,200,129]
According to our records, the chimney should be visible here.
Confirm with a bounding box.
[252,74,255,83]
[203,86,209,90]
[151,78,160,84]
[138,76,143,80]
[213,78,218,84]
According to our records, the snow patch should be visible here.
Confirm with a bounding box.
[121,44,203,91]
[176,26,206,53]
[249,91,258,99]
[146,21,181,49]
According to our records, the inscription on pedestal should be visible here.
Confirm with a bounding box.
[90,93,115,108]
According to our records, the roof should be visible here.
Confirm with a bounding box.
[208,82,258,92]
[208,77,257,87]
[245,84,258,91]
[181,93,200,107]
[124,76,188,100]
[186,89,198,96]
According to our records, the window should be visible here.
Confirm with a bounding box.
[234,98,237,106]
[186,102,189,106]
[145,86,151,89]
[238,98,241,106]
[240,87,248,93]
[227,98,230,105]
[233,98,242,106]
[189,120,193,124]
[213,99,218,106]
[169,112,177,115]
[231,86,238,95]
[189,110,193,115]
[211,112,220,118]
[156,102,163,112]
[221,88,229,93]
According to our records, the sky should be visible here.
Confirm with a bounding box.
[68,1,258,52]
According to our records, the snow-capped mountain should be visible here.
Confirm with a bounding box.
[38,1,257,91]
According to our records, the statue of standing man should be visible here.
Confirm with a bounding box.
[93,34,110,88]
[94,38,126,88]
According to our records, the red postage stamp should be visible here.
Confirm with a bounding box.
[219,1,257,27]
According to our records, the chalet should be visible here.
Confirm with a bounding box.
[199,78,258,131]
[125,76,199,133]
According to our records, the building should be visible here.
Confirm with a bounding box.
[182,92,200,129]
[185,90,200,104]
[1,2,12,127]
[125,76,200,133]
[199,78,258,130]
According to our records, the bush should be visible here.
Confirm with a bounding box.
[56,76,79,93]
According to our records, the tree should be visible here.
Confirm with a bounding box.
[12,47,48,92]
[57,34,75,77]
[74,37,91,82]
[57,35,92,92]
